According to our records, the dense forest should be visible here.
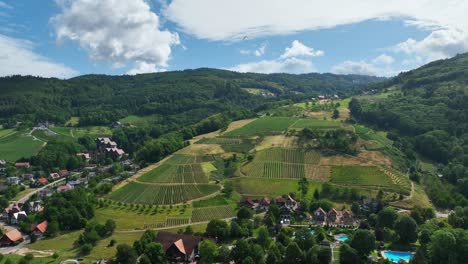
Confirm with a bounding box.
[349,52,468,208]
[0,68,382,129]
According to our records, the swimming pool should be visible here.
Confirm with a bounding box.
[383,251,413,263]
[335,234,348,241]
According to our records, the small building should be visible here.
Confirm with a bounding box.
[77,153,91,161]
[313,207,327,223]
[22,174,34,182]
[68,180,85,188]
[243,198,258,209]
[96,137,118,149]
[275,195,298,210]
[50,173,60,179]
[29,201,43,213]
[31,220,48,237]
[11,211,27,225]
[6,177,20,185]
[155,231,207,263]
[0,160,6,167]
[259,197,271,210]
[15,162,30,169]
[37,178,48,185]
[57,184,73,192]
[327,208,339,224]
[0,229,23,247]
[58,170,70,177]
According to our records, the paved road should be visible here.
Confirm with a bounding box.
[12,178,66,205]
[0,236,30,254]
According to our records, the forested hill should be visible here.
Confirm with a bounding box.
[349,52,468,208]
[0,68,382,127]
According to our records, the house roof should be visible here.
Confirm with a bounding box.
[58,170,69,176]
[155,231,204,256]
[174,239,186,255]
[4,229,23,242]
[15,162,30,167]
[35,220,48,233]
[315,207,326,215]
[38,178,48,184]
[328,208,338,215]
[50,173,60,178]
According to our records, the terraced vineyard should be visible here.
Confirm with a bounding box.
[166,217,190,226]
[242,148,322,179]
[290,119,342,129]
[191,205,236,223]
[138,154,213,183]
[330,166,411,195]
[197,137,243,145]
[107,182,220,205]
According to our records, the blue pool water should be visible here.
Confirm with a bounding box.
[383,251,413,263]
[335,234,348,241]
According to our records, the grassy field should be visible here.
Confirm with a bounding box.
[224,117,297,136]
[50,126,112,139]
[242,88,270,95]
[231,177,321,197]
[192,195,229,208]
[0,128,15,138]
[390,184,432,209]
[242,148,322,179]
[65,116,80,126]
[0,131,44,161]
[331,166,411,195]
[107,182,221,205]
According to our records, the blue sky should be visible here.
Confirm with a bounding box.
[0,0,467,78]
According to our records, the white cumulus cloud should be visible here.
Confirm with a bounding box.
[127,61,166,75]
[280,40,324,59]
[51,0,179,72]
[255,43,267,56]
[0,34,77,78]
[230,40,319,74]
[372,54,394,65]
[332,54,401,77]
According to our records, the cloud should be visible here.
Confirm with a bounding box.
[230,40,319,74]
[164,0,468,41]
[255,43,267,56]
[0,34,77,78]
[239,43,267,56]
[280,40,324,59]
[372,54,394,65]
[230,57,314,74]
[0,1,12,9]
[51,0,179,71]
[126,61,166,75]
[393,28,468,62]
[332,54,400,77]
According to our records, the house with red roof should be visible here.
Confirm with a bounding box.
[155,231,208,263]
[58,169,70,177]
[0,229,23,247]
[37,178,48,185]
[31,220,48,237]
[15,162,30,169]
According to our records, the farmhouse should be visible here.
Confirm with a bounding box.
[37,178,48,185]
[313,207,327,223]
[155,231,207,263]
[0,229,23,247]
[15,162,30,169]
[312,207,355,226]
[96,137,126,159]
[275,195,298,210]
[57,184,73,192]
[22,173,34,182]
[31,220,48,237]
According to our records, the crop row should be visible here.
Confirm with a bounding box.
[107,182,220,205]
[197,137,243,145]
[191,206,236,223]
[139,163,208,184]
[255,148,320,164]
[243,161,306,179]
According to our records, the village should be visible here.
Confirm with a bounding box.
[0,137,133,251]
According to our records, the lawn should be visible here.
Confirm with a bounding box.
[192,195,229,208]
[224,117,297,136]
[119,115,152,127]
[65,116,80,126]
[231,177,321,198]
[0,128,15,139]
[390,184,432,209]
[0,132,44,161]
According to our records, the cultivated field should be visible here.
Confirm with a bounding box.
[242,148,322,179]
[330,165,411,195]
[106,182,220,205]
[138,154,213,183]
[231,177,322,197]
[224,117,296,136]
[290,119,342,129]
[191,205,236,222]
